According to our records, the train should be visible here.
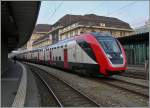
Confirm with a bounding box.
[16,32,127,77]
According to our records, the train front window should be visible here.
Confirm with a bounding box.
[98,37,121,53]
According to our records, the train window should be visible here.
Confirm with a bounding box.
[77,39,96,61]
[97,37,121,53]
[65,44,67,47]
[59,56,61,61]
[56,56,58,61]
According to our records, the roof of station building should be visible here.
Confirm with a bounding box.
[52,14,132,29]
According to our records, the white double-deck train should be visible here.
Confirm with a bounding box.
[16,32,127,77]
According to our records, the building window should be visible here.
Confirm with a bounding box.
[75,30,77,35]
[100,23,105,27]
[59,56,61,61]
[120,31,125,36]
[110,30,112,35]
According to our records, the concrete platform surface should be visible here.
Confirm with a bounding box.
[24,63,40,107]
[1,60,22,107]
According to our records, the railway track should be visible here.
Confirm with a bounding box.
[94,77,149,98]
[111,76,148,88]
[120,72,148,80]
[29,65,100,107]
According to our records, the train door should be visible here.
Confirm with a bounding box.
[64,49,68,69]
[73,45,77,62]
[49,50,52,64]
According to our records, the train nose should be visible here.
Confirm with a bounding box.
[108,53,124,65]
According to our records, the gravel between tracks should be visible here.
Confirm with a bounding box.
[25,62,149,107]
[112,75,149,87]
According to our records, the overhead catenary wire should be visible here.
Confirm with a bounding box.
[108,1,137,16]
[49,1,64,23]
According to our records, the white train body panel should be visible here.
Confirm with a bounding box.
[67,40,97,64]
[39,49,45,61]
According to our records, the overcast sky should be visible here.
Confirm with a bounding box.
[36,1,149,28]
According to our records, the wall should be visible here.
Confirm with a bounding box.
[123,42,149,65]
[59,26,132,41]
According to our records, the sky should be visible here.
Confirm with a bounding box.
[36,1,149,28]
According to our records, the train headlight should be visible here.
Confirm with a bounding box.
[120,54,123,58]
[107,54,112,59]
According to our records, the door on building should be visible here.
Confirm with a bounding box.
[64,49,68,69]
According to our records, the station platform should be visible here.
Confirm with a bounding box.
[1,59,39,107]
[1,60,23,107]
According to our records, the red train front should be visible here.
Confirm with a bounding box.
[75,32,127,77]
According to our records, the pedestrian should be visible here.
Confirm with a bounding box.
[13,56,17,64]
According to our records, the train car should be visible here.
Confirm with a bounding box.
[17,32,127,77]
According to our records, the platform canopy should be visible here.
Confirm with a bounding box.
[2,1,41,52]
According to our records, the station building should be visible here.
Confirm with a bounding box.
[32,34,52,49]
[27,24,51,50]
[28,14,133,47]
[50,14,133,43]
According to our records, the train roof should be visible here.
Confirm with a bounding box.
[46,32,114,48]
[91,32,112,37]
